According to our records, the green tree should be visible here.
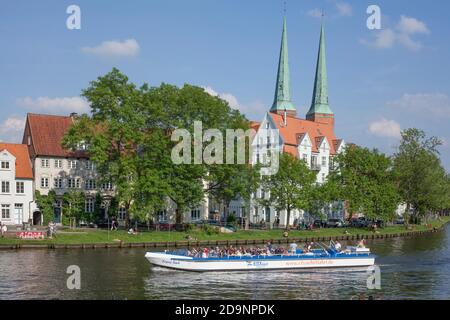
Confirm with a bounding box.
[63,69,251,226]
[35,190,57,224]
[260,153,316,230]
[63,69,168,226]
[329,146,400,222]
[62,190,86,228]
[393,128,446,223]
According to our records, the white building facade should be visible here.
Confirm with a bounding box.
[0,144,35,226]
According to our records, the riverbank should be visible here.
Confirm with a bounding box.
[1,217,449,250]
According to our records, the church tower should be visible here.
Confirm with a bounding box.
[270,17,297,117]
[306,23,334,128]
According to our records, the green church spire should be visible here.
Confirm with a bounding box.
[271,17,296,114]
[307,23,333,116]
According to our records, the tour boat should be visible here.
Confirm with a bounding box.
[145,245,375,272]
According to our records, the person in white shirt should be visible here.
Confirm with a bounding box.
[0,223,7,238]
[334,241,342,252]
[289,243,298,254]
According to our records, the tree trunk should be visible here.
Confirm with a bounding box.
[286,208,291,231]
[175,208,183,224]
[404,202,411,226]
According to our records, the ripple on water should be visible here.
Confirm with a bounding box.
[1,225,450,300]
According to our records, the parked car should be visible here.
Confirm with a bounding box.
[350,217,370,228]
[313,219,327,228]
[326,218,345,228]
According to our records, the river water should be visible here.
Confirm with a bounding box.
[1,225,450,300]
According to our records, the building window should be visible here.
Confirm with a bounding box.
[1,181,10,193]
[67,178,81,189]
[85,161,94,170]
[54,178,63,189]
[54,159,63,168]
[322,156,327,167]
[40,178,49,188]
[191,209,201,221]
[1,204,10,219]
[156,209,167,222]
[41,159,50,168]
[1,161,10,169]
[85,198,94,213]
[16,182,25,194]
[302,154,308,163]
[118,207,127,221]
[101,182,113,191]
[76,178,81,188]
[68,160,78,169]
[322,173,326,182]
[85,179,96,190]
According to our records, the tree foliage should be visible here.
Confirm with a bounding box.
[393,128,448,221]
[328,146,400,222]
[35,190,57,225]
[260,153,316,229]
[63,68,255,224]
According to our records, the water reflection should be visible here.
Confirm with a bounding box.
[0,225,449,300]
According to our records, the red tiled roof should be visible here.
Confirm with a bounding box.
[26,113,88,158]
[269,113,338,155]
[250,121,260,132]
[283,145,299,157]
[0,143,33,179]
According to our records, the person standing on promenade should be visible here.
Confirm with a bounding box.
[0,222,6,238]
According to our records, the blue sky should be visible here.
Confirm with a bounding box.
[1,0,450,170]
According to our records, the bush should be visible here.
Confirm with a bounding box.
[184,223,195,232]
[201,224,219,235]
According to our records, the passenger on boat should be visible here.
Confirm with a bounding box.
[334,241,342,252]
[289,243,298,254]
[357,239,366,248]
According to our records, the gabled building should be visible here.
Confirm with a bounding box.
[22,113,114,224]
[0,143,35,226]
[22,113,208,225]
[247,18,346,227]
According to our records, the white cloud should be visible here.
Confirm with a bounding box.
[307,8,322,18]
[336,2,353,17]
[17,96,90,114]
[81,39,140,58]
[361,15,430,51]
[387,93,450,119]
[372,29,396,48]
[203,86,239,109]
[0,116,26,143]
[397,15,430,35]
[203,86,265,119]
[369,118,402,139]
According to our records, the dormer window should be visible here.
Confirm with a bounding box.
[1,161,10,169]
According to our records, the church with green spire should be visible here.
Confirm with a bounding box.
[270,17,297,117]
[247,17,346,228]
[270,17,334,128]
[306,23,334,128]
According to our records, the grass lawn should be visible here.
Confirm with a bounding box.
[1,216,449,246]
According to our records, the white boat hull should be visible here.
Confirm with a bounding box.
[145,252,375,272]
